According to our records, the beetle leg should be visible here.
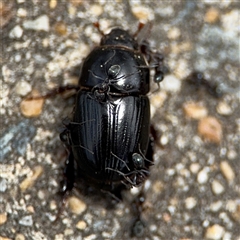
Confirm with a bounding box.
[26,85,80,100]
[130,190,147,237]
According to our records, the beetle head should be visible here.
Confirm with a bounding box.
[100,28,138,49]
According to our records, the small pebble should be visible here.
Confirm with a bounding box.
[15,81,32,96]
[204,8,220,23]
[220,161,235,183]
[197,168,209,184]
[211,180,225,195]
[167,27,181,40]
[76,220,87,230]
[49,0,57,9]
[26,205,34,213]
[152,181,164,193]
[160,134,169,145]
[54,22,67,36]
[19,215,33,226]
[185,197,197,209]
[64,229,74,236]
[229,201,240,223]
[15,233,25,240]
[210,201,223,212]
[20,90,45,117]
[54,234,64,240]
[190,163,200,174]
[19,166,43,191]
[160,74,181,93]
[150,91,167,117]
[0,213,7,225]
[68,196,87,215]
[0,237,11,240]
[131,5,153,21]
[183,102,208,119]
[198,116,222,143]
[216,101,233,115]
[205,224,225,240]
[9,25,23,39]
[17,8,27,17]
[226,200,237,213]
[89,4,103,16]
[23,15,49,31]
[0,179,7,192]
[49,200,57,210]
[84,234,97,240]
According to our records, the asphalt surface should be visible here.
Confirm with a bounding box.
[1,1,239,240]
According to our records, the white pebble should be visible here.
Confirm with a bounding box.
[23,15,49,31]
[160,74,181,93]
[15,54,22,62]
[210,201,223,212]
[212,180,225,195]
[197,168,209,184]
[17,8,27,17]
[15,81,32,96]
[19,215,33,226]
[9,25,23,39]
[216,101,233,115]
[185,197,197,209]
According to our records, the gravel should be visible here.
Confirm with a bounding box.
[1,1,239,240]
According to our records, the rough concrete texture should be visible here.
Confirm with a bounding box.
[1,1,239,240]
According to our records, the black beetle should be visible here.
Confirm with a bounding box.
[60,24,164,192]
[57,23,165,236]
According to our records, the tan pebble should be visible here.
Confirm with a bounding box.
[68,196,86,215]
[163,212,171,222]
[167,27,181,40]
[64,228,74,236]
[49,0,57,9]
[205,224,225,240]
[131,6,153,21]
[68,5,76,16]
[26,205,34,213]
[216,101,232,115]
[232,203,240,223]
[69,0,83,6]
[183,102,208,119]
[171,41,192,55]
[152,181,164,193]
[89,4,103,16]
[20,166,43,191]
[20,90,44,117]
[185,197,197,209]
[150,91,167,117]
[211,180,224,195]
[15,233,25,240]
[204,8,219,23]
[0,237,11,240]
[198,116,222,143]
[220,161,235,182]
[0,213,7,225]
[190,163,200,174]
[49,200,57,210]
[227,200,240,223]
[54,22,67,36]
[76,220,87,230]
